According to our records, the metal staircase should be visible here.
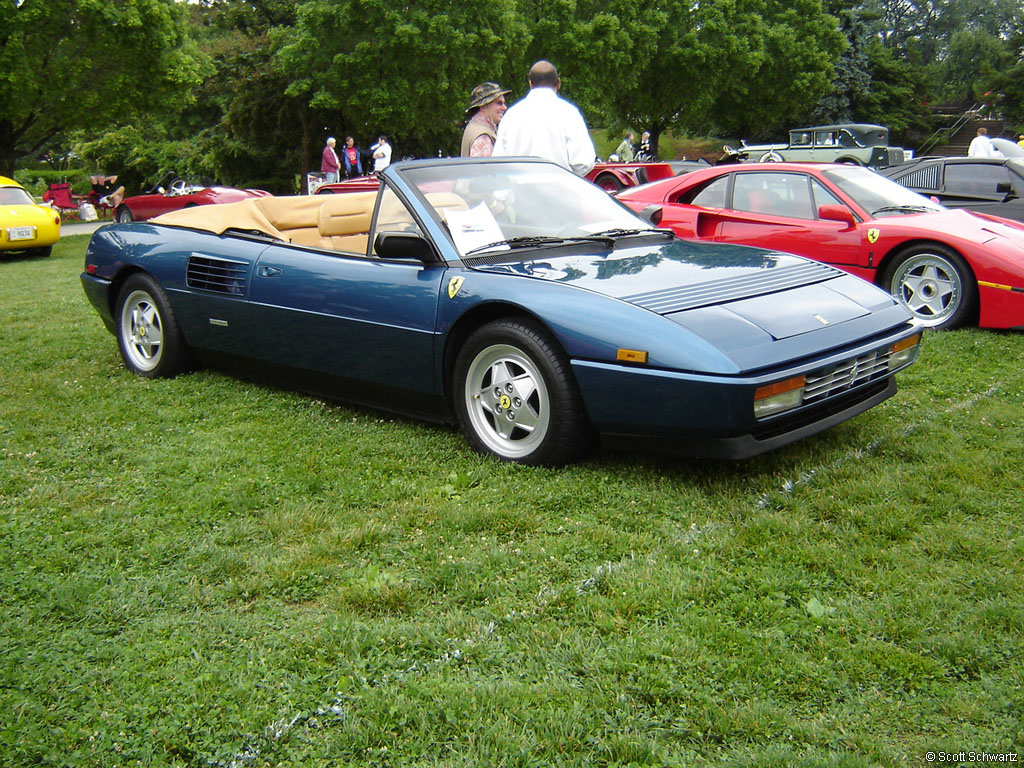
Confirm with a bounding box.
[917,104,1004,157]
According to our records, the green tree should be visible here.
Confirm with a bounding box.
[594,0,843,152]
[0,0,206,176]
[275,0,528,165]
[940,28,1013,104]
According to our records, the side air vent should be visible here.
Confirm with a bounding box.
[186,255,248,295]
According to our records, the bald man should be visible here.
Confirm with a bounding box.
[492,60,596,175]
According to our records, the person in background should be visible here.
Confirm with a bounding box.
[1017,134,1024,149]
[615,131,636,162]
[89,174,124,208]
[968,127,1002,158]
[342,136,363,178]
[637,130,652,161]
[492,60,596,176]
[321,137,340,183]
[370,135,392,173]
[461,82,510,157]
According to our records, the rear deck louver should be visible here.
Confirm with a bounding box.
[186,255,248,295]
[898,165,940,190]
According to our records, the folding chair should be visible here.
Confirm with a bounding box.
[41,183,88,221]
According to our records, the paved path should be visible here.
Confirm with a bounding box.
[62,221,107,236]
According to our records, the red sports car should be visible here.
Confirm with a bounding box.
[114,176,270,222]
[618,162,1024,329]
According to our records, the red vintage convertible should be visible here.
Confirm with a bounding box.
[586,160,705,192]
[618,162,1024,330]
[114,175,270,222]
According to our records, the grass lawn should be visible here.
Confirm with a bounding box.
[1,235,1022,767]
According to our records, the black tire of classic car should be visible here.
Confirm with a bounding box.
[759,151,784,162]
[116,273,193,378]
[116,206,134,223]
[595,173,624,193]
[32,246,53,258]
[881,243,978,330]
[454,318,595,466]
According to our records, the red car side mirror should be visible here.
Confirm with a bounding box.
[817,204,856,227]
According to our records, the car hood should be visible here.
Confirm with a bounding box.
[469,239,904,345]
[881,207,1024,242]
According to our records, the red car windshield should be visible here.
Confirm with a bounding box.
[822,166,944,218]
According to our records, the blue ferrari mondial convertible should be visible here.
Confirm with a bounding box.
[81,158,921,465]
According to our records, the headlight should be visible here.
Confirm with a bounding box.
[888,333,921,370]
[754,376,806,418]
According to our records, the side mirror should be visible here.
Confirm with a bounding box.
[817,204,856,227]
[639,204,663,226]
[997,181,1013,198]
[374,231,434,262]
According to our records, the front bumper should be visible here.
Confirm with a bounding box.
[571,326,918,460]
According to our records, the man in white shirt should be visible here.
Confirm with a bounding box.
[968,127,1003,158]
[371,135,392,172]
[492,60,596,176]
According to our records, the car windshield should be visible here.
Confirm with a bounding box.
[822,166,945,218]
[0,186,36,206]
[398,161,653,258]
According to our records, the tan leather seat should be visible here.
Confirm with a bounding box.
[318,193,375,253]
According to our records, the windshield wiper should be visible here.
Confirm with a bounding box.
[465,235,609,255]
[871,205,934,215]
[587,227,674,240]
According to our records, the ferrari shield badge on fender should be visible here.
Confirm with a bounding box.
[867,228,880,244]
[447,277,465,299]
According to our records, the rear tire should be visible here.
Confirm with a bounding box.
[116,273,193,377]
[454,319,594,466]
[116,206,134,223]
[595,174,624,193]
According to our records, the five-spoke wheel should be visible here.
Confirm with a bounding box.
[454,319,592,465]
[116,274,192,377]
[882,244,976,329]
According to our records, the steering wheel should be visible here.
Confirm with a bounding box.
[169,179,188,196]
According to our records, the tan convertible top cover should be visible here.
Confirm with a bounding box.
[151,197,287,240]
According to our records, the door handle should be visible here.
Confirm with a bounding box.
[258,265,282,277]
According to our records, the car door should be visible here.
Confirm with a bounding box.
[247,184,448,409]
[666,171,867,269]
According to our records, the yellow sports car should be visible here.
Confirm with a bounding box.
[1,175,61,257]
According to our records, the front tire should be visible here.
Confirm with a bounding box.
[116,206,134,223]
[881,244,977,329]
[116,273,192,377]
[454,319,593,466]
[759,151,784,163]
